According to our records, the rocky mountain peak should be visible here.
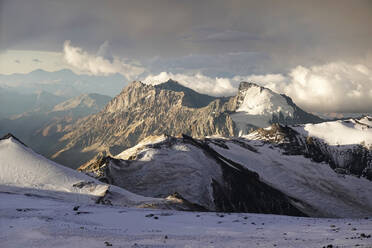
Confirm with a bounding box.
[104,81,186,114]
[238,81,265,92]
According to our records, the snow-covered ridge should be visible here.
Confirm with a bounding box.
[81,116,372,218]
[292,116,372,147]
[0,134,163,206]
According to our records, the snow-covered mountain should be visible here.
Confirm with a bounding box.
[0,134,204,210]
[0,69,127,97]
[80,117,372,218]
[231,82,322,135]
[48,80,322,168]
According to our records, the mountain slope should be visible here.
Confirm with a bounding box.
[0,134,206,210]
[50,80,321,168]
[80,134,307,216]
[154,79,220,108]
[80,117,372,218]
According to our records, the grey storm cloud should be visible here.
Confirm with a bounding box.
[1,0,372,66]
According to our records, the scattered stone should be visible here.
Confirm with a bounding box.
[145,214,154,218]
[16,208,33,212]
[73,206,80,211]
[154,216,159,220]
[75,211,91,215]
[360,233,371,238]
[104,241,112,246]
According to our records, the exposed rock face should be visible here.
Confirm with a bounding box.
[53,81,237,167]
[51,80,321,168]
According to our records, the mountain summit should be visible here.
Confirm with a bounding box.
[230,82,322,134]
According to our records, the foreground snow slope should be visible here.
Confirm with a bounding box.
[0,135,162,206]
[1,192,371,248]
[82,134,307,216]
[81,117,372,218]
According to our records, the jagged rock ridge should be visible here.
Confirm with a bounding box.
[50,80,321,168]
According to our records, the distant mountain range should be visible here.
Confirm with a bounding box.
[0,87,66,118]
[0,93,112,157]
[0,69,127,97]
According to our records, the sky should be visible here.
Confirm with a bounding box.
[0,0,372,113]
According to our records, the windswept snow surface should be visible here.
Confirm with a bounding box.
[292,117,372,147]
[1,192,372,248]
[0,137,160,206]
[110,138,222,210]
[209,135,372,218]
[231,84,294,132]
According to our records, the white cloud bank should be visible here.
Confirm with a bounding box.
[143,71,237,96]
[144,61,372,113]
[63,40,145,80]
[238,62,372,113]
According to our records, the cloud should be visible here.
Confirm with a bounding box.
[197,30,262,42]
[239,62,372,113]
[145,52,269,77]
[144,61,372,113]
[63,40,145,80]
[143,71,237,97]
